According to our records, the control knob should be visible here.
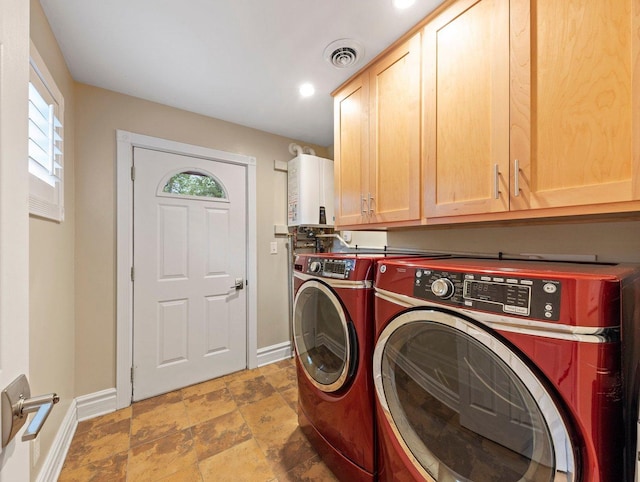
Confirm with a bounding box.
[431,278,454,299]
[309,261,322,274]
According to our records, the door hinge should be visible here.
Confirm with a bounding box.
[131,166,135,181]
[130,266,135,281]
[130,366,134,383]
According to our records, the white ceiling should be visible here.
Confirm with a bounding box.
[39,0,445,147]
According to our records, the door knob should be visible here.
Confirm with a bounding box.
[1,374,59,447]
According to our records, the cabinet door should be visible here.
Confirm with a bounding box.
[334,74,369,226]
[423,0,510,218]
[368,33,422,224]
[511,0,640,210]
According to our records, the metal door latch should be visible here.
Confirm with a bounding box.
[230,278,244,290]
[1,374,59,447]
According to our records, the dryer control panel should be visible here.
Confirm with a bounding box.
[305,258,355,279]
[413,268,561,321]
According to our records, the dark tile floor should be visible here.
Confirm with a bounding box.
[58,358,339,481]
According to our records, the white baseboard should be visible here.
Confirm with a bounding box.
[76,388,118,421]
[36,389,117,482]
[35,400,77,482]
[257,341,292,367]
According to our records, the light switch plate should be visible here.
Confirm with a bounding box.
[270,242,278,254]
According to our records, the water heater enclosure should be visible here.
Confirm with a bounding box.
[287,154,334,227]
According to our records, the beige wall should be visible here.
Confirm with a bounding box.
[74,83,327,396]
[387,219,640,263]
[29,0,76,478]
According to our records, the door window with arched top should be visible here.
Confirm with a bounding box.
[159,170,228,201]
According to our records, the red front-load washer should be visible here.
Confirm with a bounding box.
[293,253,443,481]
[372,257,640,482]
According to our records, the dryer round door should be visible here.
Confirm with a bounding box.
[293,280,354,393]
[373,309,576,482]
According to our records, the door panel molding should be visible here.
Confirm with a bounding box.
[116,130,257,409]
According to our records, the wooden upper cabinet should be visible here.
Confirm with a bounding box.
[333,33,422,227]
[511,0,640,210]
[334,74,369,226]
[337,0,639,226]
[424,0,510,218]
[368,33,422,224]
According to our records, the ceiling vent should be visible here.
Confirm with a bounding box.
[324,39,364,69]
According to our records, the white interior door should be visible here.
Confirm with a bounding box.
[133,147,247,401]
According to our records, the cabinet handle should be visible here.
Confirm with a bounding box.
[514,159,520,197]
[360,194,367,215]
[493,164,501,200]
[368,193,374,215]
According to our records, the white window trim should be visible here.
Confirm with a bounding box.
[29,40,64,222]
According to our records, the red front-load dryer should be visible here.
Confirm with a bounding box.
[293,253,440,481]
[372,257,640,482]
[293,253,379,482]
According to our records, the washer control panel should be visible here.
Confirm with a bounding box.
[413,268,561,321]
[306,258,355,279]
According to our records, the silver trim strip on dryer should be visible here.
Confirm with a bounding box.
[373,310,576,482]
[294,271,372,289]
[375,288,618,343]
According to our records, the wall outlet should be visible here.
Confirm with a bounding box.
[32,437,40,466]
[270,241,278,254]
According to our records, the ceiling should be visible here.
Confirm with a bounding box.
[39,0,445,147]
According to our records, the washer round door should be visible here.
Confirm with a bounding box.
[293,280,354,392]
[373,309,576,482]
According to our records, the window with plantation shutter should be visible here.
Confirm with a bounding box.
[29,41,64,222]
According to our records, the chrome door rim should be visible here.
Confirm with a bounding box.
[293,280,351,392]
[373,309,576,482]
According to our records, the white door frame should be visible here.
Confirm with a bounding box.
[115,130,258,409]
[0,0,31,474]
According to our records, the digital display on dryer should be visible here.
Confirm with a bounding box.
[324,261,347,276]
[307,258,355,279]
[464,280,531,316]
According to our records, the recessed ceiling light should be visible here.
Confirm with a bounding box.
[393,0,416,9]
[299,83,315,97]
